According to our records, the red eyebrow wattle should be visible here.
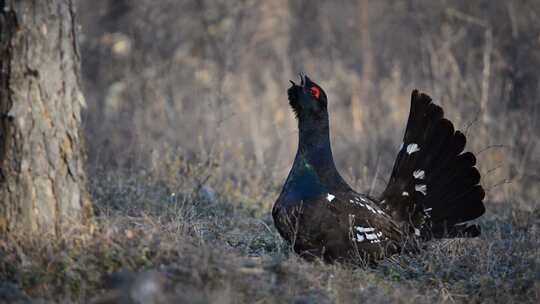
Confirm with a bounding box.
[311,86,321,99]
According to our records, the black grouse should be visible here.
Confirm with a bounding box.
[272,74,486,262]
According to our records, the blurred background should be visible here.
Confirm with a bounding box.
[76,0,540,211]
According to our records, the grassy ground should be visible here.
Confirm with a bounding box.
[1,166,539,304]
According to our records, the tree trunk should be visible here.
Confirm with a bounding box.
[0,0,92,236]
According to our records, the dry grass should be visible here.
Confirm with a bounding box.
[1,160,538,303]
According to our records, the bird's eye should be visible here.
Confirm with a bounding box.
[310,86,321,99]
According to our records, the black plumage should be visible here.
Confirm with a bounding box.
[272,74,486,262]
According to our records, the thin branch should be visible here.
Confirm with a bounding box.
[476,144,510,156]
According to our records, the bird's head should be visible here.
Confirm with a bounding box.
[288,74,328,122]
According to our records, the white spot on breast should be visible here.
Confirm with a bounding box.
[402,191,409,196]
[414,228,421,236]
[413,170,425,179]
[406,143,420,154]
[326,193,335,202]
[415,184,427,195]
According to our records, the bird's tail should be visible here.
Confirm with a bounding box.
[380,90,485,239]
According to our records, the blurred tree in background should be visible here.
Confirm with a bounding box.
[0,0,92,236]
[77,0,540,209]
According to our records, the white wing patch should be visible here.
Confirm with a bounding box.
[406,143,420,154]
[365,233,377,240]
[413,170,425,179]
[350,196,386,215]
[402,191,409,196]
[353,227,386,244]
[326,193,335,202]
[356,227,375,233]
[350,198,365,208]
[364,204,377,214]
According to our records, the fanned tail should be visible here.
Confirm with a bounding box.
[381,90,485,239]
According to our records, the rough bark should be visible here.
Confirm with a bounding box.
[0,0,92,236]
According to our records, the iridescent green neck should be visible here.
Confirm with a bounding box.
[284,154,328,199]
[286,124,350,192]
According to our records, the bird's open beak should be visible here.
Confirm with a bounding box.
[290,72,306,87]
